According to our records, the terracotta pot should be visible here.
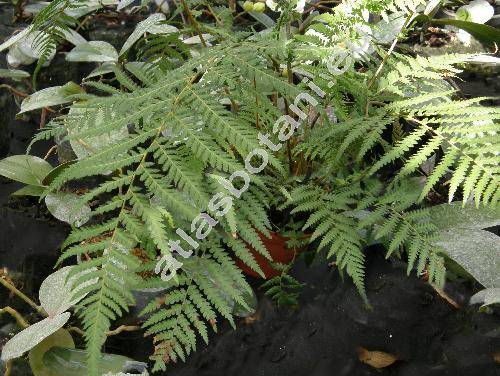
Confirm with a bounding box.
[235,231,306,279]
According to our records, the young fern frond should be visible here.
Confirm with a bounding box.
[261,272,305,306]
[359,185,446,287]
[142,249,251,372]
[285,184,369,302]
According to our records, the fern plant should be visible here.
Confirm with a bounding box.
[45,37,301,372]
[0,0,498,374]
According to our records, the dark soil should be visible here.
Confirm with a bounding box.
[159,253,500,376]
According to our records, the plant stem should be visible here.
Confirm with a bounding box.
[43,145,58,160]
[206,4,223,27]
[172,0,187,25]
[13,0,25,22]
[367,14,413,89]
[0,277,46,317]
[430,283,460,308]
[4,360,12,376]
[106,325,141,336]
[0,306,29,328]
[179,0,207,47]
[0,84,28,98]
[68,326,86,336]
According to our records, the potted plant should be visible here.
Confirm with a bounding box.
[0,0,498,374]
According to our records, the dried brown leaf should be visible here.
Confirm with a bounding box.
[357,347,398,369]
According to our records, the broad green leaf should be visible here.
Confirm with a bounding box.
[29,329,75,376]
[19,82,84,114]
[0,26,32,52]
[435,229,500,288]
[120,13,178,55]
[0,155,52,185]
[66,41,118,63]
[11,185,45,197]
[183,34,214,45]
[0,68,30,80]
[64,0,122,17]
[7,44,37,66]
[59,27,86,46]
[470,288,500,307]
[424,0,442,17]
[42,347,148,376]
[85,62,116,79]
[45,192,91,227]
[42,161,76,186]
[149,23,179,35]
[58,81,84,96]
[16,30,54,61]
[456,1,494,24]
[153,0,170,13]
[39,266,97,316]
[432,19,500,46]
[429,202,500,230]
[0,313,71,361]
[248,11,277,28]
[465,55,500,65]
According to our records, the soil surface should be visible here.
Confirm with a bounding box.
[160,254,500,376]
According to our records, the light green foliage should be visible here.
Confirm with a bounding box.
[374,54,500,206]
[359,183,446,286]
[284,184,369,302]
[280,4,499,319]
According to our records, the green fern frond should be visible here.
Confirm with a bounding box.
[286,184,368,302]
[142,254,250,371]
[42,38,309,373]
[360,184,446,286]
